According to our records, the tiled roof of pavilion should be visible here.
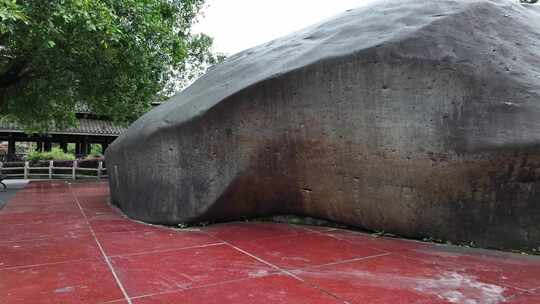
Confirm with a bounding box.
[0,118,126,137]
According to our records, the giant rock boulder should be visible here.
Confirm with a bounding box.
[107,0,540,250]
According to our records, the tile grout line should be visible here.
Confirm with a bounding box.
[0,243,391,273]
[0,258,98,271]
[229,241,302,278]
[286,227,390,304]
[128,276,272,301]
[102,298,128,304]
[299,252,393,271]
[306,226,540,295]
[0,234,87,245]
[302,226,392,254]
[504,288,539,301]
[205,227,404,304]
[68,183,133,304]
[205,233,351,304]
[292,224,340,233]
[226,242,352,304]
[108,242,226,258]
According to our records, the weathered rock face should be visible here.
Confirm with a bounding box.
[107,0,540,250]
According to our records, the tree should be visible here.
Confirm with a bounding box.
[0,0,221,131]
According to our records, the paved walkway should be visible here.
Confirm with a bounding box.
[0,180,28,209]
[1,181,539,303]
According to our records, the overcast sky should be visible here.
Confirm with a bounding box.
[193,0,377,55]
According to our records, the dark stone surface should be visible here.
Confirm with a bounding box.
[107,0,540,250]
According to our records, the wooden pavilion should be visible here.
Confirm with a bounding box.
[0,110,126,161]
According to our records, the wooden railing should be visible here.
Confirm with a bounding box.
[0,160,108,180]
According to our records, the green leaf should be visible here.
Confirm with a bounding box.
[0,0,222,132]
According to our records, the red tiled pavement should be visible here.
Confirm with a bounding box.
[1,181,540,304]
[99,230,219,257]
[132,274,342,304]
[505,292,540,304]
[1,260,124,304]
[203,221,305,244]
[231,232,388,270]
[292,253,519,304]
[111,243,277,297]
[0,235,102,269]
[0,219,91,242]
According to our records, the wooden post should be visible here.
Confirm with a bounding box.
[72,160,77,180]
[60,142,68,153]
[81,137,90,157]
[24,161,29,179]
[36,141,43,152]
[44,140,52,152]
[0,162,3,176]
[101,143,109,154]
[7,138,16,161]
[97,161,103,179]
[75,142,81,156]
[49,160,53,179]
